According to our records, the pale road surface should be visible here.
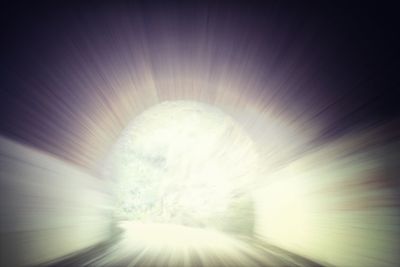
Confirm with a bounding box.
[47,222,324,267]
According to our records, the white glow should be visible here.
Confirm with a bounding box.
[106,101,258,228]
[253,168,311,246]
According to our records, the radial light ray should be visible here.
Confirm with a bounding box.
[0,2,399,267]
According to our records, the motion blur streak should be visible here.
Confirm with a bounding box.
[254,126,400,266]
[0,2,399,267]
[0,137,112,266]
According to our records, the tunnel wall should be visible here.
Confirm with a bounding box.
[0,137,112,266]
[253,130,400,267]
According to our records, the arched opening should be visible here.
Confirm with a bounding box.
[105,101,258,236]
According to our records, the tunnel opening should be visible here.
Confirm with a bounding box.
[104,101,259,237]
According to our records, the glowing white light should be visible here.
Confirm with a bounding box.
[105,101,258,228]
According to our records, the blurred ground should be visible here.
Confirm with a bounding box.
[47,222,324,267]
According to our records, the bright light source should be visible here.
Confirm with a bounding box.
[105,101,258,230]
